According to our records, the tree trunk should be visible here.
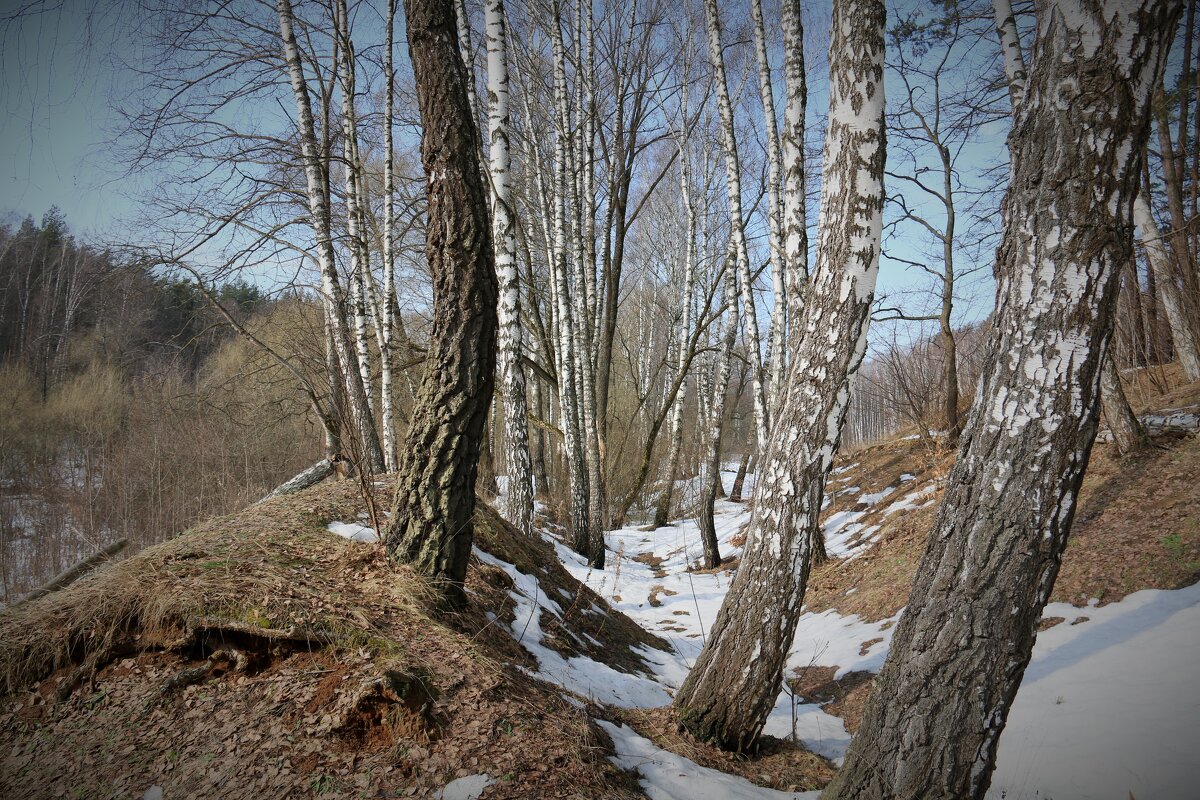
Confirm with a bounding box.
[277,0,385,475]
[549,0,595,566]
[485,0,535,536]
[697,245,739,571]
[728,449,751,502]
[749,0,788,412]
[385,0,498,607]
[381,0,399,472]
[1101,352,1150,455]
[826,3,1179,796]
[992,0,1029,108]
[673,0,886,751]
[1134,191,1200,379]
[780,0,810,308]
[653,79,700,530]
[704,0,769,449]
[265,459,336,499]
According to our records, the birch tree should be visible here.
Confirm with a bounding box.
[749,0,787,407]
[385,0,498,606]
[277,0,385,475]
[704,0,769,449]
[486,0,535,536]
[673,0,887,750]
[827,1,1181,795]
[1134,189,1200,378]
[780,0,810,307]
[381,0,400,471]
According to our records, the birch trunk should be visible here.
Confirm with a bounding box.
[780,0,810,311]
[550,0,595,565]
[336,0,376,415]
[697,244,739,570]
[750,0,788,410]
[277,0,384,474]
[653,81,700,530]
[674,0,887,750]
[385,0,498,607]
[1134,192,1200,379]
[704,0,769,448]
[992,0,1029,108]
[1101,352,1150,455]
[827,2,1179,795]
[381,0,399,471]
[485,0,535,536]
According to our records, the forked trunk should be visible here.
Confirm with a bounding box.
[673,0,886,751]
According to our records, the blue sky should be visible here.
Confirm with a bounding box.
[0,1,142,233]
[1,0,1016,335]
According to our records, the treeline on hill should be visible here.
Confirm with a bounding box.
[0,210,324,600]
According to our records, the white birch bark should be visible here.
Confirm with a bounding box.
[780,0,810,313]
[675,0,887,749]
[750,0,788,411]
[485,0,535,536]
[551,0,594,564]
[335,0,376,414]
[704,0,769,449]
[277,0,384,473]
[1135,193,1200,379]
[993,0,1029,108]
[653,80,700,527]
[380,0,398,471]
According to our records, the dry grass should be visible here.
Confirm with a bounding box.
[0,479,647,799]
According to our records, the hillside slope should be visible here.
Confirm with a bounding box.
[0,481,667,800]
[2,379,1196,800]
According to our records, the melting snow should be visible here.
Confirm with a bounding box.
[327,521,379,543]
[598,719,818,799]
[436,774,494,800]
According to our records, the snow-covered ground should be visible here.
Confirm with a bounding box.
[329,465,1200,800]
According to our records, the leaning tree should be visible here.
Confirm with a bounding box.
[825,0,1182,797]
[672,0,887,751]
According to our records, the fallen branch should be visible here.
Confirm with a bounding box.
[12,539,128,609]
[263,459,336,500]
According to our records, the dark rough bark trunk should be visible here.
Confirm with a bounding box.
[1101,353,1150,455]
[673,0,886,752]
[809,522,829,566]
[825,3,1179,797]
[530,377,550,497]
[697,469,722,570]
[728,450,752,502]
[385,0,498,608]
[940,294,961,440]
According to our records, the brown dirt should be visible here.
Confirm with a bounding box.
[609,706,837,794]
[806,403,1200,623]
[787,667,876,734]
[0,480,649,799]
[1051,432,1200,606]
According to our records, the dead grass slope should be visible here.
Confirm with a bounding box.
[0,479,663,799]
[793,372,1200,730]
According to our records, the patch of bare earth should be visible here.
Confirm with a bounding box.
[787,666,875,734]
[608,707,837,794]
[0,480,653,799]
[1050,433,1200,606]
[808,405,1199,624]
